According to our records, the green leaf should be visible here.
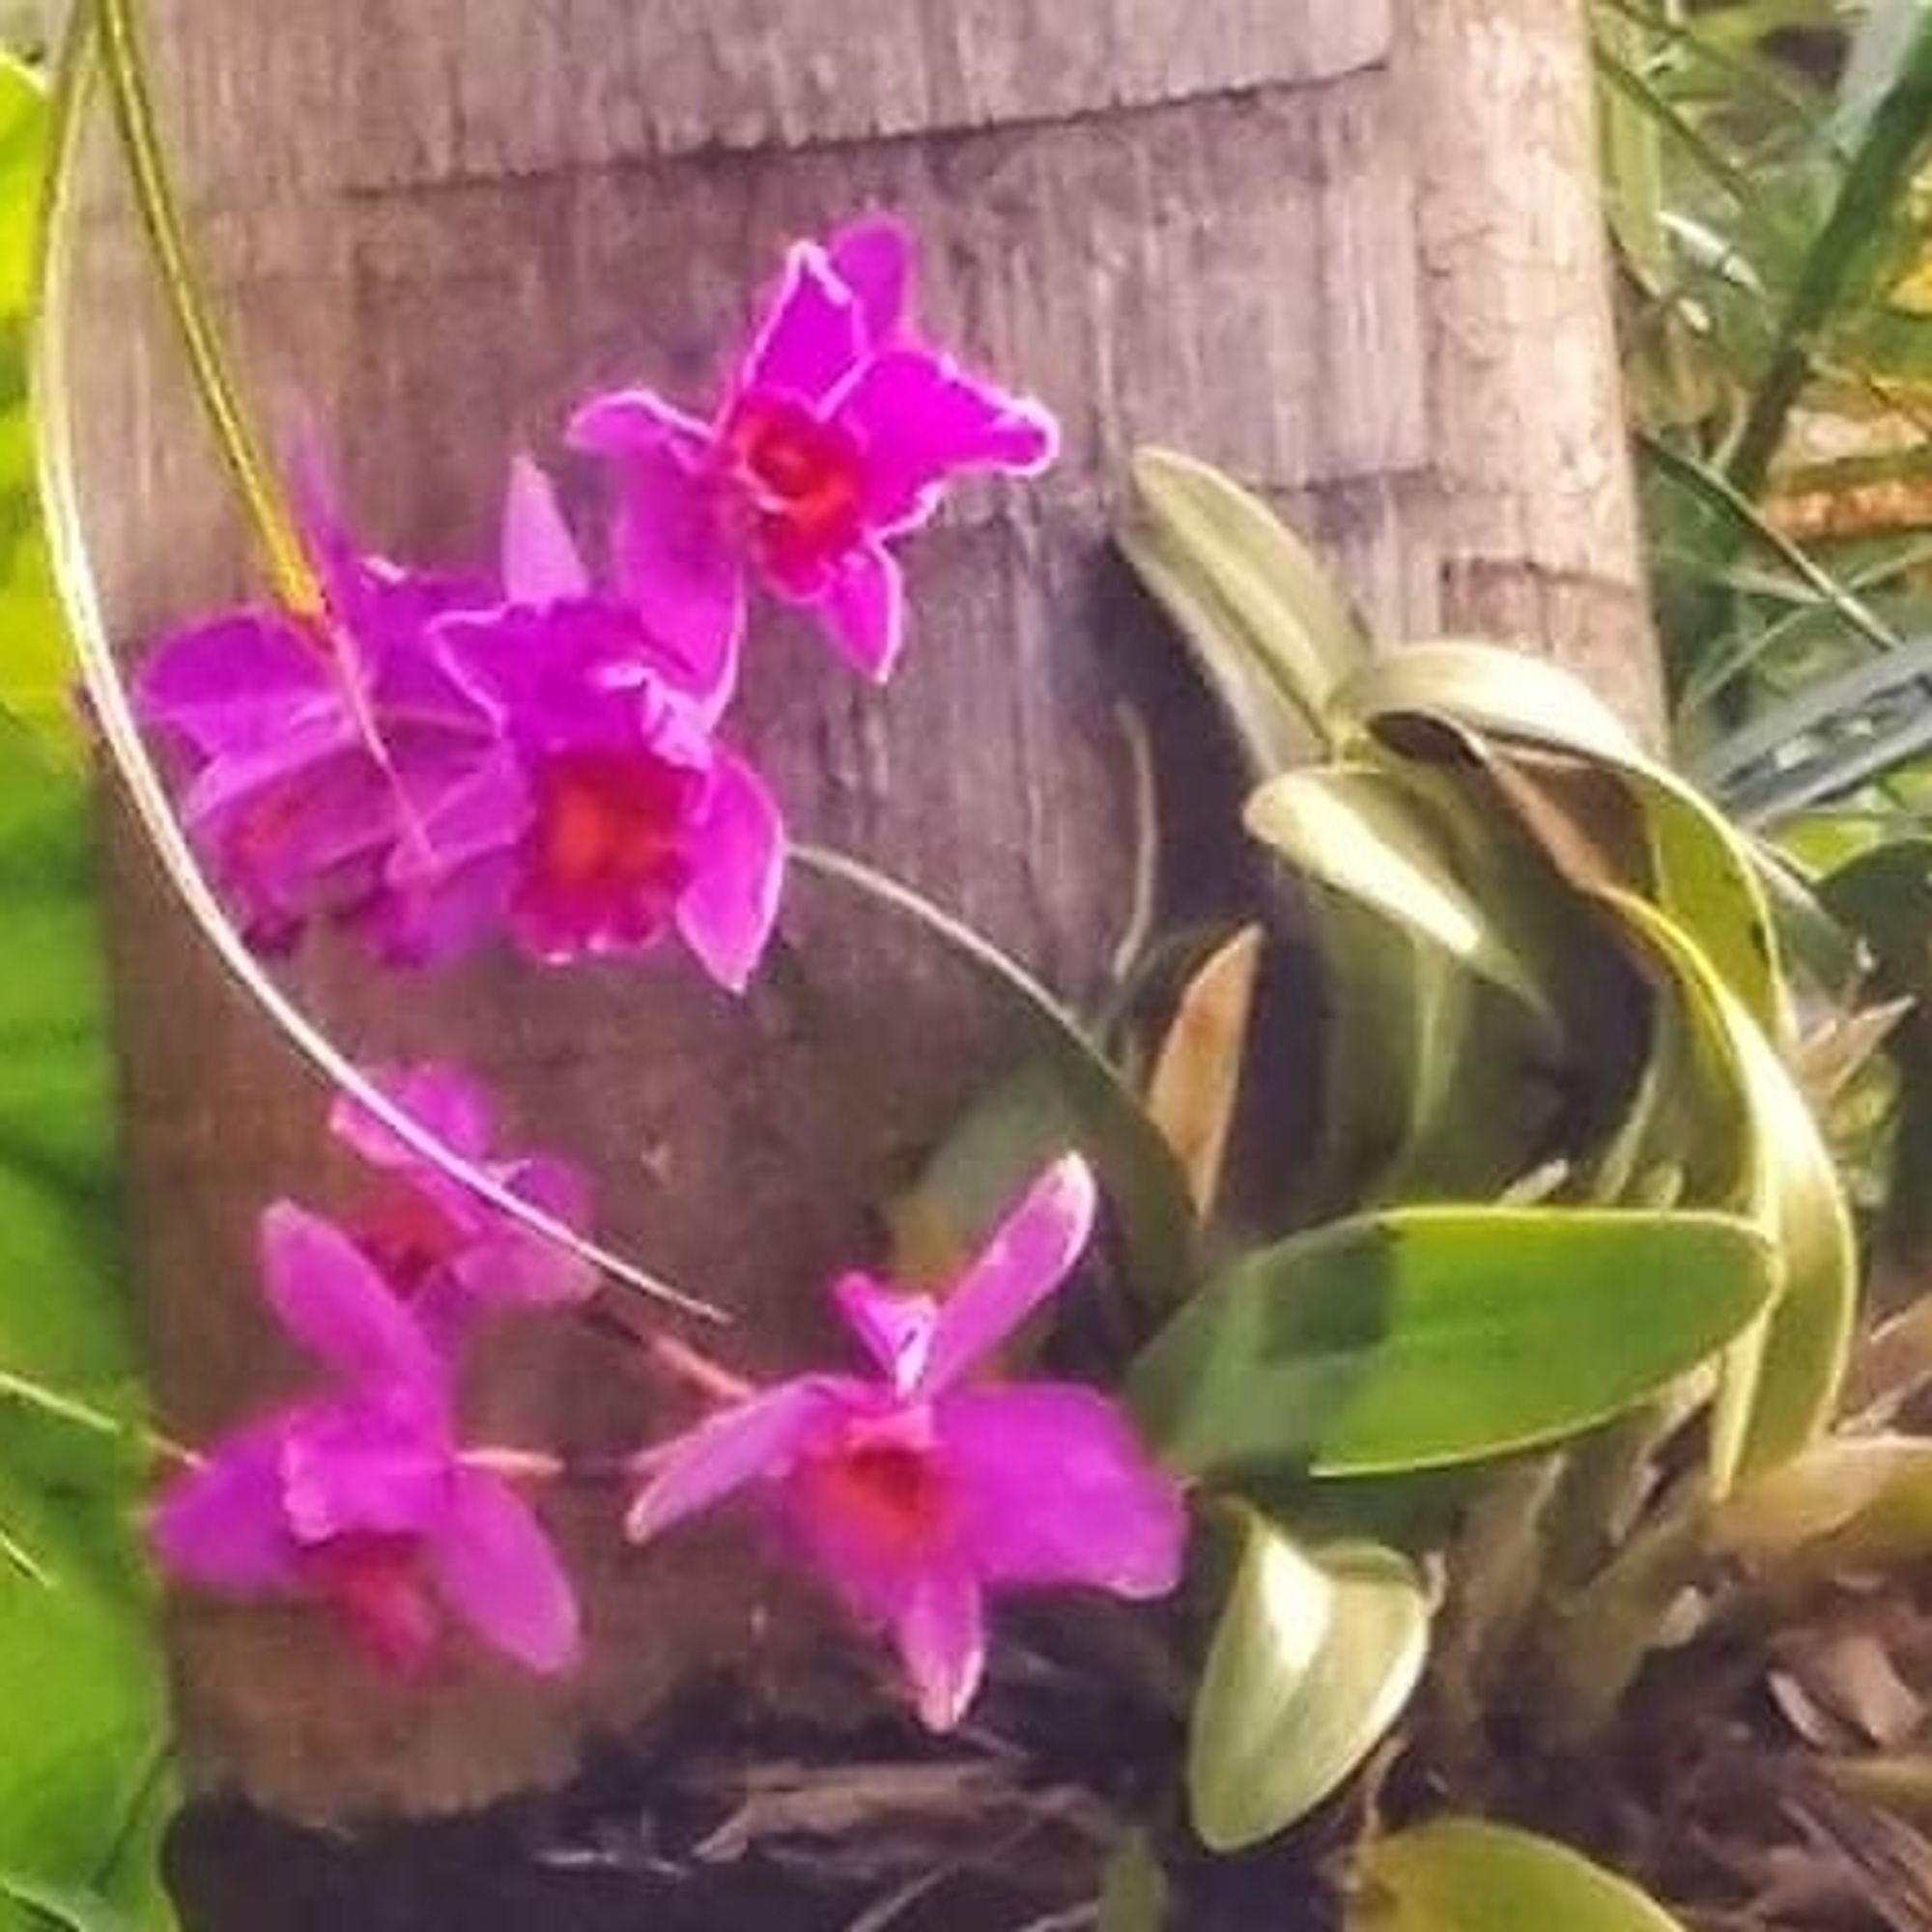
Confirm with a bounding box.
[1332,641,1784,1033]
[1243,764,1557,1026]
[796,846,1198,1310]
[0,1870,146,1932]
[1129,1206,1776,1478]
[1122,447,1368,757]
[1726,9,1932,496]
[0,57,70,760]
[1348,1817,1690,1932]
[0,733,174,1927]
[1188,1519,1427,1851]
[1602,892,1856,1486]
[1094,1832,1169,1932]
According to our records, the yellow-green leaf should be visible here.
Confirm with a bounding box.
[1188,1520,1426,1851]
[1349,1817,1690,1932]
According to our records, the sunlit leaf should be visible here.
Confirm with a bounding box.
[1349,1816,1690,1932]
[1244,764,1557,1026]
[1188,1518,1426,1851]
[1122,447,1368,757]
[1333,642,1784,1032]
[0,55,70,759]
[1602,892,1857,1486]
[1130,1205,1776,1478]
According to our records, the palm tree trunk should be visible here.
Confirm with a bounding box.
[69,0,1655,1914]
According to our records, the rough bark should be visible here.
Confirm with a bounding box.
[71,0,1657,1839]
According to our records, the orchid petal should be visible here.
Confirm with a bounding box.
[149,1419,298,1590]
[626,1379,841,1543]
[444,1153,596,1310]
[920,1155,1097,1395]
[674,749,786,993]
[260,1203,443,1392]
[501,454,590,605]
[941,1385,1185,1596]
[827,216,915,347]
[836,347,1059,530]
[430,1468,582,1673]
[568,386,711,458]
[278,1398,451,1544]
[587,437,744,714]
[329,1063,496,1171]
[831,1272,938,1394]
[742,242,866,404]
[135,612,331,759]
[891,1563,987,1731]
[813,542,905,682]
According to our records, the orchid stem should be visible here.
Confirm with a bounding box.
[92,0,321,616]
[648,1333,758,1405]
[34,7,728,1327]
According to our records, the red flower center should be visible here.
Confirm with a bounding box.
[804,1440,952,1559]
[724,393,867,571]
[355,1183,462,1298]
[298,1532,440,1676]
[529,750,696,900]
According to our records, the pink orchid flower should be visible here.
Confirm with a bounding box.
[626,1155,1185,1731]
[151,1205,580,1677]
[435,459,784,988]
[330,1061,594,1344]
[571,215,1059,685]
[135,483,522,967]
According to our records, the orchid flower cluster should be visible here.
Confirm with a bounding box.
[145,219,1185,1732]
[153,1068,1185,1728]
[136,216,1057,980]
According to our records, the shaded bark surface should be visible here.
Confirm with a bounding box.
[70,0,1657,1920]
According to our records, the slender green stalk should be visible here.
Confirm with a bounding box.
[30,4,724,1324]
[94,0,319,615]
[1725,16,1932,498]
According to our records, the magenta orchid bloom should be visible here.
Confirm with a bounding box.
[436,460,784,987]
[570,215,1059,685]
[135,487,521,966]
[625,1155,1185,1731]
[151,1205,580,1676]
[330,1061,594,1343]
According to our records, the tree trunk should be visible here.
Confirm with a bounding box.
[68,0,1657,1919]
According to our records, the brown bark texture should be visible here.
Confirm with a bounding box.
[70,0,1658,1827]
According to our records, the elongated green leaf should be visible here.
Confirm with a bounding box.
[1244,764,1556,1025]
[797,846,1197,1309]
[1123,447,1368,753]
[1349,1817,1690,1932]
[0,56,70,759]
[1603,893,1856,1485]
[1727,10,1932,495]
[1332,642,1784,1032]
[1188,1520,1427,1851]
[1129,1206,1776,1478]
